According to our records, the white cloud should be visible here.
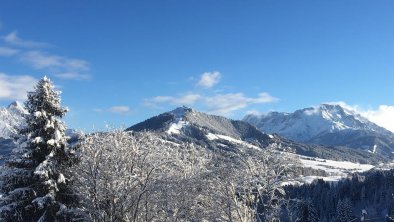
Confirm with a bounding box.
[54,72,90,80]
[0,47,19,56]
[65,59,90,71]
[328,101,394,133]
[20,51,90,80]
[95,106,132,115]
[21,51,62,69]
[145,92,277,116]
[1,30,91,81]
[21,51,89,70]
[3,31,52,48]
[245,110,264,116]
[108,106,131,114]
[0,73,37,101]
[197,71,221,88]
[145,93,201,107]
[362,105,394,133]
[204,92,278,116]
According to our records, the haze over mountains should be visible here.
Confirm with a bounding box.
[244,104,394,157]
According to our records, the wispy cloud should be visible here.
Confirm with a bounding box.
[245,110,264,116]
[145,92,277,116]
[0,47,19,56]
[0,73,37,101]
[363,105,394,133]
[19,51,90,80]
[21,51,89,70]
[144,93,201,108]
[204,92,278,116]
[54,72,90,80]
[94,106,132,115]
[21,50,62,69]
[3,31,52,48]
[1,29,91,81]
[108,106,131,114]
[197,71,221,88]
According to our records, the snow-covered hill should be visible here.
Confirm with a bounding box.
[0,101,27,139]
[128,106,280,149]
[244,104,394,156]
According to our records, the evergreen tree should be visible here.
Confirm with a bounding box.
[295,199,319,222]
[336,198,354,222]
[387,195,394,221]
[0,76,84,221]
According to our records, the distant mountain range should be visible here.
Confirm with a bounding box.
[0,101,82,164]
[0,101,27,139]
[244,104,394,157]
[0,102,391,165]
[127,106,386,164]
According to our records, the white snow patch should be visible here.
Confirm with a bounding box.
[206,133,261,149]
[33,137,43,143]
[368,144,377,154]
[167,120,188,135]
[47,139,55,146]
[57,173,66,184]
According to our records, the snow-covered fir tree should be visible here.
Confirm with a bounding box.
[0,76,84,221]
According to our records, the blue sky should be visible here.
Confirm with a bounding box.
[0,0,393,131]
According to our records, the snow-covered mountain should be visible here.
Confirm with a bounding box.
[0,101,27,139]
[0,101,27,164]
[0,102,83,164]
[127,106,387,164]
[244,104,394,156]
[128,106,273,149]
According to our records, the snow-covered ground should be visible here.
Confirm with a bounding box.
[206,132,376,185]
[299,156,374,174]
[287,154,375,185]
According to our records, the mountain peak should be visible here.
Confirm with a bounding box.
[7,101,27,115]
[128,107,273,147]
[0,102,27,138]
[169,106,194,118]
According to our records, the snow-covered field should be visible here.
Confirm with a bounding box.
[205,131,377,185]
[287,154,375,185]
[299,156,374,174]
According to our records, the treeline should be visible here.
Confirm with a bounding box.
[283,169,394,221]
